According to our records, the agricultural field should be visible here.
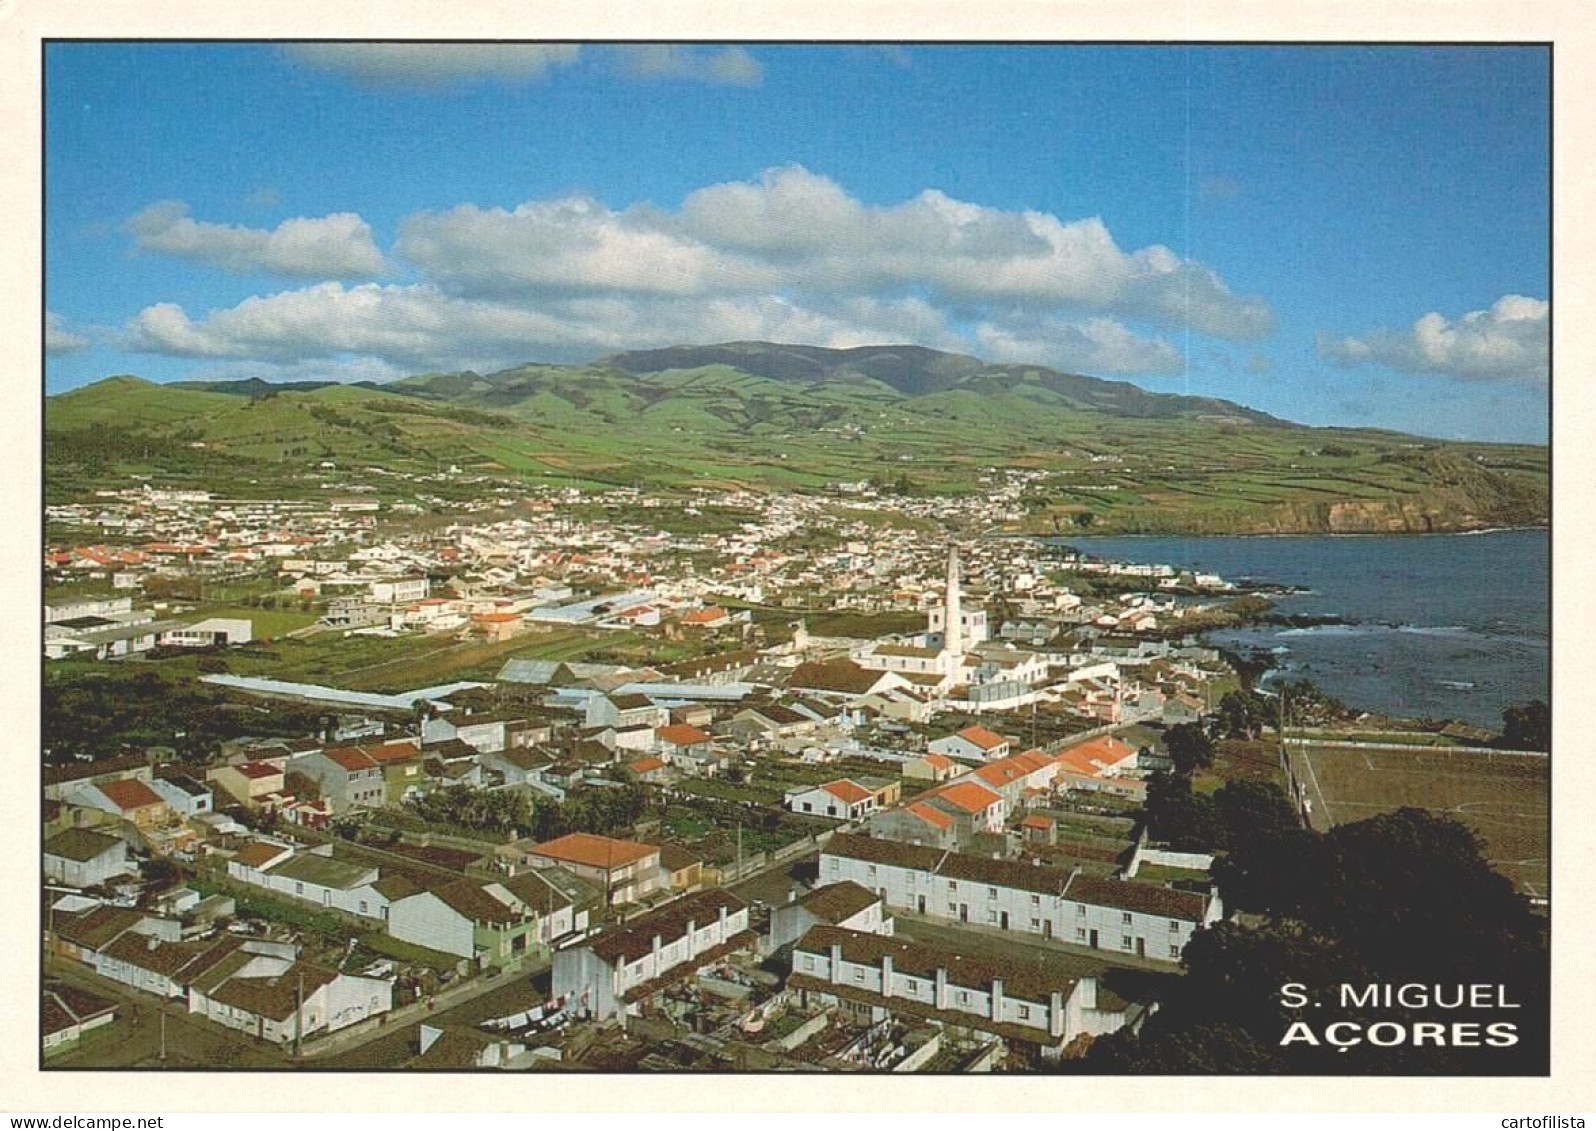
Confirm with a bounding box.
[1290,741,1548,900]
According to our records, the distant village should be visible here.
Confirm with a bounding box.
[43,472,1255,1070]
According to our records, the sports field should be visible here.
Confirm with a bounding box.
[1289,742,1548,901]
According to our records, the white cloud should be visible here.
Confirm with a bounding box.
[611,46,763,86]
[282,44,581,89]
[128,201,386,279]
[1316,295,1548,384]
[975,315,1185,376]
[396,165,1271,340]
[46,311,90,354]
[126,280,1174,384]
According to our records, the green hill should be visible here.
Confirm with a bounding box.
[45,342,1548,533]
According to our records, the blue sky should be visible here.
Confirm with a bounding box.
[45,43,1549,442]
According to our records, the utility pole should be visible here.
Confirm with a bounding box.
[158,1006,167,1063]
[294,969,305,1058]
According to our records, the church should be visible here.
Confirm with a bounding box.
[854,546,991,685]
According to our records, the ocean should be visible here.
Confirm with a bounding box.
[1059,530,1549,730]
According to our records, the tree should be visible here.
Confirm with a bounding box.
[1213,689,1272,740]
[1143,771,1217,851]
[1164,722,1215,776]
[1072,510,1096,529]
[1499,699,1549,750]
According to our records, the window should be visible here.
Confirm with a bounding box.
[986,910,997,924]
[359,901,368,914]
[946,902,957,914]
[1169,920,1181,932]
[987,886,998,900]
[947,880,957,891]
[1121,935,1133,950]
[1076,904,1086,917]
[867,865,877,880]
[1121,912,1133,925]
[1030,894,1040,906]
[853,968,865,984]
[1169,945,1181,959]
[802,955,815,972]
[1018,1005,1031,1020]
[1030,918,1041,931]
[1075,928,1087,941]
[295,882,304,895]
[906,978,918,994]
[957,991,969,1005]
[802,802,812,813]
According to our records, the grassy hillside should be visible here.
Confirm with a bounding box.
[45,344,1548,533]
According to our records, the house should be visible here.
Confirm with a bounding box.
[518,833,663,907]
[207,761,285,808]
[585,693,670,732]
[386,878,544,966]
[361,739,426,803]
[766,881,893,953]
[159,618,253,648]
[785,659,908,700]
[469,611,525,642]
[288,747,386,813]
[1052,736,1144,799]
[62,778,172,831]
[1021,814,1058,846]
[623,756,670,785]
[866,801,960,850]
[657,844,704,892]
[819,833,1222,962]
[921,780,1006,836]
[551,889,756,1024]
[188,952,392,1044]
[785,780,880,821]
[42,982,117,1056]
[371,577,428,604]
[726,702,817,742]
[928,725,1012,762]
[681,607,731,630]
[902,753,958,782]
[44,828,128,887]
[654,723,714,767]
[479,746,555,787]
[148,774,213,818]
[227,844,395,921]
[787,926,1133,1059]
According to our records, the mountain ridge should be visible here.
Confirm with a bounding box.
[46,341,1547,535]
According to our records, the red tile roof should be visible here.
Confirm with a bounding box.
[905,801,956,831]
[98,778,164,811]
[527,832,660,871]
[323,746,378,772]
[655,723,711,747]
[821,780,873,806]
[930,781,1002,815]
[955,725,1009,750]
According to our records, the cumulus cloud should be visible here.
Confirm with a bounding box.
[282,43,581,89]
[46,311,90,354]
[611,45,763,86]
[123,166,1273,381]
[1316,294,1548,384]
[124,282,970,372]
[396,165,1271,340]
[128,201,386,279]
[975,315,1185,376]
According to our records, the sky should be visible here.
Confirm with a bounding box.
[44,43,1550,443]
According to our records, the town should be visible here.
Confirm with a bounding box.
[42,468,1270,1070]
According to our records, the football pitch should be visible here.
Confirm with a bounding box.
[1290,742,1548,901]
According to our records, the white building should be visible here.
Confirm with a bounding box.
[787,926,1131,1058]
[820,833,1222,963]
[552,889,754,1023]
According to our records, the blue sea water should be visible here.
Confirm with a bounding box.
[1059,530,1549,729]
